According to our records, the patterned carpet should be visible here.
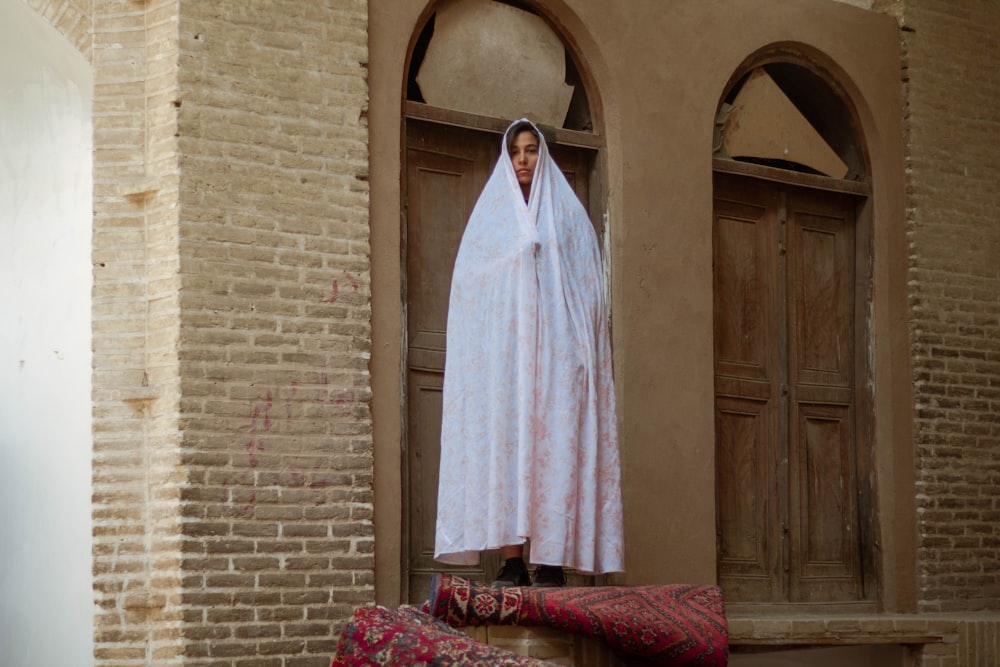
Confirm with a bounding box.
[330,575,729,666]
[330,604,550,666]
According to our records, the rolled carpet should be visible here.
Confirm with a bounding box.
[427,573,728,666]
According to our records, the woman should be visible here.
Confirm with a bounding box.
[434,118,623,587]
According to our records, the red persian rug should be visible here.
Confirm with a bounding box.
[330,604,549,666]
[427,574,729,666]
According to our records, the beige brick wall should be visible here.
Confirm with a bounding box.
[901,0,1000,614]
[176,1,372,664]
[32,0,372,663]
[86,1,185,666]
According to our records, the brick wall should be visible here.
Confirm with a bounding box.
[902,0,1000,613]
[30,0,372,663]
[176,1,372,664]
[81,1,186,665]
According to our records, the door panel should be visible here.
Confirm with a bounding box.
[713,178,783,602]
[409,158,472,350]
[788,194,854,389]
[403,118,596,602]
[713,172,866,603]
[405,126,490,356]
[791,404,860,600]
[715,396,779,601]
[404,121,493,599]
[713,195,775,382]
[406,370,444,574]
[786,189,860,601]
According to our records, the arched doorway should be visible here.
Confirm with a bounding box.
[400,0,606,601]
[0,2,94,661]
[711,53,877,605]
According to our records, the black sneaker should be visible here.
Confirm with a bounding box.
[532,565,566,588]
[491,557,531,587]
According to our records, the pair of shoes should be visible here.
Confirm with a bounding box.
[492,557,531,587]
[532,565,566,588]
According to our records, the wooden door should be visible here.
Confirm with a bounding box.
[403,118,595,602]
[713,172,868,603]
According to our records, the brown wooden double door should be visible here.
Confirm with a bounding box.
[713,172,871,603]
[403,118,596,602]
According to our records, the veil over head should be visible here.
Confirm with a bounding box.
[434,118,623,574]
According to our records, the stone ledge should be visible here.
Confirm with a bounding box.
[456,613,1000,664]
[463,626,623,666]
[728,613,959,649]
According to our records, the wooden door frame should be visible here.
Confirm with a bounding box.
[374,0,918,611]
[370,0,619,606]
[398,105,605,601]
[712,160,878,611]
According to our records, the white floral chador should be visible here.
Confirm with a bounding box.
[434,119,624,574]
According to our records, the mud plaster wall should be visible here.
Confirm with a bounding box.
[370,0,914,609]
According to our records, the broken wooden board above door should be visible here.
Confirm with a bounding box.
[416,0,574,128]
[721,68,849,179]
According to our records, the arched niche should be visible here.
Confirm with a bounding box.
[710,46,878,607]
[2,2,94,662]
[397,0,609,601]
[404,0,600,134]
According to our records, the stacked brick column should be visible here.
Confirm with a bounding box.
[176,2,372,664]
[90,1,186,665]
[30,0,372,664]
[901,0,1000,615]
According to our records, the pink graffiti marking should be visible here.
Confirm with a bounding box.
[311,389,356,405]
[323,273,358,303]
[263,391,273,430]
[324,280,339,303]
[242,489,256,516]
[286,381,298,424]
[333,390,355,405]
[250,392,273,432]
[246,439,264,468]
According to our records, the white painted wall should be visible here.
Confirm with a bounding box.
[0,2,94,665]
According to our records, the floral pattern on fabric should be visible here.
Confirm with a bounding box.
[434,118,624,574]
[330,605,549,667]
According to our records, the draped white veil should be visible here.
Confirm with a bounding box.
[434,118,623,574]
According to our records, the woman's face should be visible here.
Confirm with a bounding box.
[510,130,540,190]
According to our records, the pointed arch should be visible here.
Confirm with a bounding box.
[4,2,94,663]
[24,1,190,664]
[27,0,93,61]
